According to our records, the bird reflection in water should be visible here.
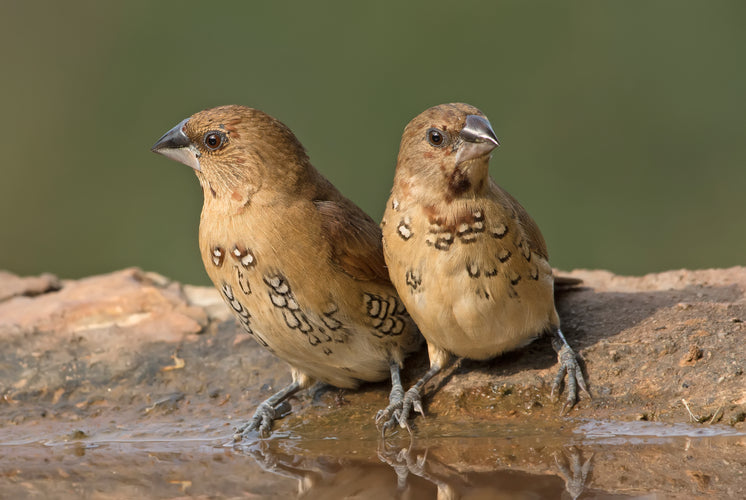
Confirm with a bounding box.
[236,439,594,499]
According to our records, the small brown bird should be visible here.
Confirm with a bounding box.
[151,105,420,438]
[377,103,588,432]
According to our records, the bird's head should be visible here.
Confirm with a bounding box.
[394,103,499,202]
[151,105,311,202]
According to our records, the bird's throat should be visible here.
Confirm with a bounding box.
[445,159,489,201]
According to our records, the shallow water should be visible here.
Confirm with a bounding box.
[2,418,744,499]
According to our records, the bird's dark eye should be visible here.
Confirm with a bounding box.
[203,131,225,151]
[427,128,447,147]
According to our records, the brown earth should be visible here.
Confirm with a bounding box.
[0,267,744,498]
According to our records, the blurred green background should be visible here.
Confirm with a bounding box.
[2,1,744,285]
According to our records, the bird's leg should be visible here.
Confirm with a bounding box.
[378,362,444,436]
[397,363,443,430]
[234,380,301,440]
[375,360,405,435]
[376,360,405,425]
[551,328,590,415]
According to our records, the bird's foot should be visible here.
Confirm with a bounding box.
[551,341,590,415]
[233,400,291,441]
[376,386,424,436]
[375,381,404,430]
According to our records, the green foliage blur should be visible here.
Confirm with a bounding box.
[1,1,744,285]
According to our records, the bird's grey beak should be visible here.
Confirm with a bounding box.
[455,115,500,165]
[151,118,202,172]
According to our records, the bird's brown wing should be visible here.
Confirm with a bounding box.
[315,199,392,284]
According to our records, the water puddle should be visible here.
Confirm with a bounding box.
[2,418,744,498]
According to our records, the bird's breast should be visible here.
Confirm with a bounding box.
[382,200,557,359]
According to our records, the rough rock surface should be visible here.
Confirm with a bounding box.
[0,266,744,498]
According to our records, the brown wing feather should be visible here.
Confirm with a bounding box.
[315,199,392,284]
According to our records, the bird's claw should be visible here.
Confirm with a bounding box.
[412,398,424,416]
[551,343,590,415]
[233,400,291,441]
[376,401,402,437]
[377,387,424,436]
[376,383,404,425]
